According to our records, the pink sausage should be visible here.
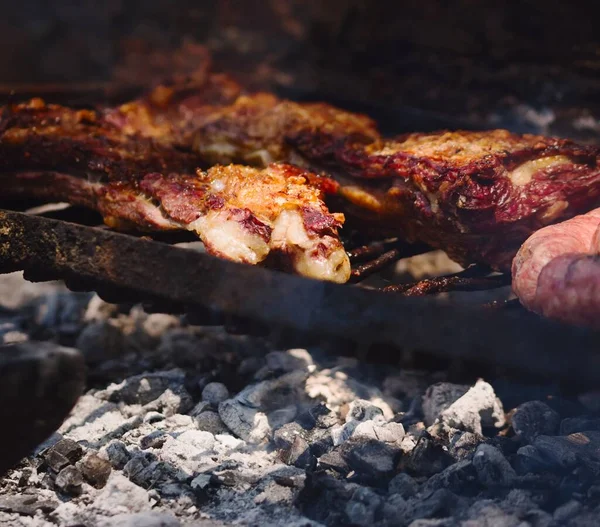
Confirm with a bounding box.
[512,208,600,325]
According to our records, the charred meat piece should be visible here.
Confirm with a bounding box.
[104,73,242,148]
[512,208,600,328]
[193,92,380,167]
[0,162,350,283]
[194,105,600,270]
[0,98,200,179]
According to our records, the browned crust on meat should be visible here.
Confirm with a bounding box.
[0,98,200,180]
[193,93,379,166]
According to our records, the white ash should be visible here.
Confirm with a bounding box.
[1,283,600,526]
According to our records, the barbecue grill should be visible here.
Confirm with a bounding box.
[1,3,600,519]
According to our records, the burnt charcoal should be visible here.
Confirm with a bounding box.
[140,431,168,450]
[448,431,485,460]
[97,370,186,406]
[193,411,230,435]
[201,382,230,404]
[343,486,383,527]
[123,455,153,487]
[42,449,70,473]
[341,438,402,484]
[0,493,58,516]
[104,440,131,469]
[512,401,560,443]
[423,459,478,495]
[298,472,358,526]
[473,444,517,487]
[283,435,314,470]
[54,465,84,495]
[318,449,350,475]
[401,433,454,477]
[273,423,307,450]
[382,489,458,527]
[422,383,470,426]
[78,454,112,489]
[296,403,337,430]
[514,445,551,475]
[308,429,334,458]
[532,433,600,474]
[560,417,600,435]
[43,438,84,471]
[388,472,419,498]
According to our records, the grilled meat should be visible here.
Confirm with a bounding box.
[0,99,349,283]
[512,208,600,328]
[104,73,241,148]
[1,163,349,283]
[0,98,200,179]
[193,99,600,270]
[193,92,380,167]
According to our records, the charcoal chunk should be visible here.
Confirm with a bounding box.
[401,433,454,477]
[423,459,477,494]
[140,431,168,450]
[318,449,350,475]
[273,423,306,451]
[296,403,337,430]
[282,435,313,469]
[43,438,84,472]
[514,445,550,475]
[473,444,517,487]
[201,382,229,405]
[512,401,560,443]
[104,440,131,470]
[193,411,229,435]
[343,486,383,527]
[341,438,402,483]
[55,466,83,495]
[78,454,111,489]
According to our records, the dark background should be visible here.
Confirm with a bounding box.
[1,1,599,138]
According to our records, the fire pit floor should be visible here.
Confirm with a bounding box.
[1,274,600,526]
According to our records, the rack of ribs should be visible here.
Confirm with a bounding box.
[0,98,350,283]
